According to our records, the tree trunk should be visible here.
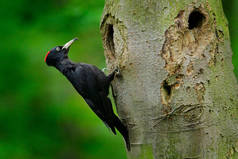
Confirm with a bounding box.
[100,0,238,158]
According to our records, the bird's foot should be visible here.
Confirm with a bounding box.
[102,67,109,73]
[114,67,120,76]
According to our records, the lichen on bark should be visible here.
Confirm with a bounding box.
[100,0,238,158]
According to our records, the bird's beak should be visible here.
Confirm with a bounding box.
[62,37,78,50]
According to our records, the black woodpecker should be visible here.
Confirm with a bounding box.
[44,38,130,150]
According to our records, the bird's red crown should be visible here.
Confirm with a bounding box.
[44,51,51,62]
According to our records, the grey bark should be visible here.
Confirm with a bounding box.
[100,0,238,158]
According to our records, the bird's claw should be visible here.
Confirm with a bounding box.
[114,67,120,76]
[102,67,109,73]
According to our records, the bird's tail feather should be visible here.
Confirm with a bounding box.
[113,115,131,151]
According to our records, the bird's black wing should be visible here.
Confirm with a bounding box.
[84,69,116,132]
[84,96,116,134]
[80,65,130,150]
[84,98,105,120]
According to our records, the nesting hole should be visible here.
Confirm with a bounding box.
[162,81,172,99]
[105,24,115,55]
[163,81,172,97]
[160,80,173,105]
[188,10,206,29]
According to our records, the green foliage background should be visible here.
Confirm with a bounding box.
[0,0,237,158]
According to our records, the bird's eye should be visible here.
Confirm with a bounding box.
[56,47,60,51]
